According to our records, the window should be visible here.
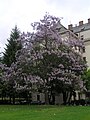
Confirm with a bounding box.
[79,47,81,52]
[75,33,78,36]
[81,35,84,40]
[82,47,85,53]
[83,57,86,62]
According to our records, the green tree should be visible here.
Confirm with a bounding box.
[2,26,22,104]
[3,26,22,67]
[0,52,2,63]
[84,69,90,90]
[0,64,7,101]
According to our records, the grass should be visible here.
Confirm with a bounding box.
[0,105,90,120]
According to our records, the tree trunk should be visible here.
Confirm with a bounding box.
[45,92,49,104]
[9,96,12,104]
[52,94,55,105]
[12,95,15,104]
[63,91,68,105]
[2,96,3,101]
[67,92,72,105]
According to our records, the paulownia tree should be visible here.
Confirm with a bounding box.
[1,14,87,105]
[14,13,86,104]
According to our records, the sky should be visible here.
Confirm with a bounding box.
[0,0,90,53]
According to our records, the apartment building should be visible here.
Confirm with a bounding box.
[68,19,90,68]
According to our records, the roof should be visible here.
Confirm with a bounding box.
[56,22,67,32]
[72,23,90,33]
[58,23,79,39]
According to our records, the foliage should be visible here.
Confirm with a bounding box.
[14,13,86,104]
[0,26,22,103]
[3,25,22,67]
[83,69,90,90]
[0,14,87,104]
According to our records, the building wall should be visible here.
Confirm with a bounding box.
[83,42,90,68]
[78,29,90,40]
[70,28,90,68]
[32,92,45,102]
[77,30,90,68]
[55,93,63,105]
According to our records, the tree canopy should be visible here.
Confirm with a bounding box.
[3,25,22,67]
[0,14,87,105]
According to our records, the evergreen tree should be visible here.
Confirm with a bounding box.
[3,26,22,67]
[0,53,1,63]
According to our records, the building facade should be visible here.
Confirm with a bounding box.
[68,19,90,68]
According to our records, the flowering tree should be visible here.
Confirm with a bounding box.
[0,63,9,102]
[0,14,87,105]
[15,13,86,104]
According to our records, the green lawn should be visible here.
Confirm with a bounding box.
[0,105,90,120]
